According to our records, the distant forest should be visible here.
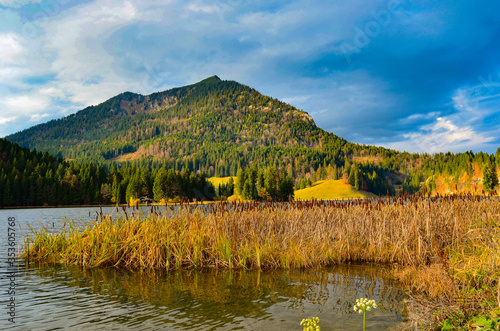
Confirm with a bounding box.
[1,137,499,207]
[0,139,214,207]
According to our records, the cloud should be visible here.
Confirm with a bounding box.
[0,116,17,125]
[1,95,50,113]
[384,78,500,153]
[392,117,495,154]
[0,33,22,62]
[185,3,219,14]
[399,112,441,124]
[280,95,311,106]
[239,9,305,35]
[1,0,500,155]
[29,112,50,122]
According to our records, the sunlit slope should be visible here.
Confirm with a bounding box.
[294,179,377,200]
[207,176,235,186]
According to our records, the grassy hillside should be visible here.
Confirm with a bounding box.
[207,176,236,187]
[295,179,377,200]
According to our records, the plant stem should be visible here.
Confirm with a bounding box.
[363,310,366,331]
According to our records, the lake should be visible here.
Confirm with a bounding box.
[0,206,408,330]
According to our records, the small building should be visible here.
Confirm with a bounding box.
[140,196,155,204]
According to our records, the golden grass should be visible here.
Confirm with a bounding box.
[23,196,499,272]
[294,179,377,200]
[207,176,236,187]
[22,196,500,328]
[208,176,241,201]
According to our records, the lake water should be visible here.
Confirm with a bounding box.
[0,206,408,330]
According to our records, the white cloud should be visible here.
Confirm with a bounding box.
[1,95,50,113]
[451,84,500,120]
[400,111,441,124]
[28,1,151,106]
[0,66,30,81]
[0,116,17,125]
[385,82,500,153]
[29,113,50,122]
[239,9,306,35]
[393,117,494,153]
[0,33,22,63]
[281,95,311,106]
[39,86,65,98]
[0,0,178,139]
[185,3,219,14]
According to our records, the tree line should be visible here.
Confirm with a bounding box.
[236,166,294,201]
[0,139,214,207]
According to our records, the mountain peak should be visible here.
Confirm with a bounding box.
[197,75,222,85]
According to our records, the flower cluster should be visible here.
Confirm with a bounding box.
[300,317,320,331]
[353,298,377,314]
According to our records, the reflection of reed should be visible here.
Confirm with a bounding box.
[282,265,406,314]
[27,262,406,325]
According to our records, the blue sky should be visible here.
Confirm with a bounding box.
[0,0,499,153]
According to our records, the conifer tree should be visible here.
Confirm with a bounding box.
[153,168,167,201]
[227,177,234,195]
[483,162,499,193]
[236,168,245,196]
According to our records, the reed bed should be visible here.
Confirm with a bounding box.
[22,195,500,328]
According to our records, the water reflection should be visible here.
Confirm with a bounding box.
[10,262,407,330]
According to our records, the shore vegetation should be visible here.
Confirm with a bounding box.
[22,194,500,329]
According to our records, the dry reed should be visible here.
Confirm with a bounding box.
[22,195,500,327]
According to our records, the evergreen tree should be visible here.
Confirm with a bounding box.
[333,165,338,180]
[236,168,245,196]
[242,180,252,199]
[111,174,122,204]
[496,147,500,167]
[227,177,234,195]
[348,167,356,187]
[153,168,167,201]
[264,166,278,197]
[3,178,13,206]
[278,174,295,201]
[483,163,499,193]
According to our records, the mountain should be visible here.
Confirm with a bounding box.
[7,76,351,173]
[6,76,500,196]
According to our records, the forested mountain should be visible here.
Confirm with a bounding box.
[6,76,500,197]
[6,76,356,179]
[0,138,213,207]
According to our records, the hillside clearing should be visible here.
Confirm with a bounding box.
[294,179,377,200]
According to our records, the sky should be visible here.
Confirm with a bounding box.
[0,0,499,154]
